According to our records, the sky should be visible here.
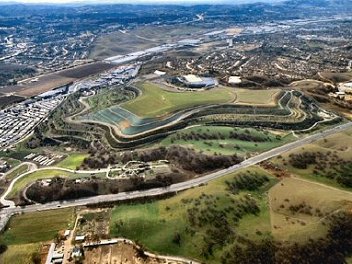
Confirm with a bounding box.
[0,0,283,4]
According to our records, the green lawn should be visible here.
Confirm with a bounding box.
[0,243,40,264]
[160,126,294,156]
[7,169,74,200]
[121,81,236,118]
[56,153,88,169]
[110,166,276,263]
[86,87,132,112]
[5,164,29,181]
[7,169,106,201]
[0,208,75,245]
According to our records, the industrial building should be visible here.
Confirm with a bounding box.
[177,74,218,89]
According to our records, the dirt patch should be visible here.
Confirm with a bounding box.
[0,95,25,109]
[76,209,111,241]
[40,244,51,264]
[84,242,185,264]
[0,62,114,97]
[119,120,131,130]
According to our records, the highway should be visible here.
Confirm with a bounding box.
[1,121,352,230]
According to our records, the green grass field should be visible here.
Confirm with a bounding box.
[121,82,236,118]
[234,88,280,105]
[160,126,294,156]
[0,243,40,264]
[7,169,74,200]
[7,169,106,201]
[110,166,276,263]
[5,164,29,181]
[85,87,132,112]
[0,208,74,245]
[56,153,88,169]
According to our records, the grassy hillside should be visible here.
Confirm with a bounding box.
[160,125,294,156]
[110,167,276,263]
[271,128,352,189]
[0,208,75,245]
[121,81,236,117]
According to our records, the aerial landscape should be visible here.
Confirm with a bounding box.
[0,0,352,263]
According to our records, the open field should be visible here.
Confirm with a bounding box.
[160,125,294,156]
[7,169,105,201]
[7,169,74,199]
[319,71,352,83]
[84,242,186,264]
[56,153,88,169]
[121,81,237,118]
[290,79,326,90]
[5,163,30,181]
[110,166,276,263]
[0,243,40,264]
[269,177,352,243]
[85,87,132,113]
[234,88,281,106]
[0,208,74,245]
[0,62,114,97]
[2,74,75,97]
[89,25,211,59]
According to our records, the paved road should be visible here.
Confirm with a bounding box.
[1,121,352,229]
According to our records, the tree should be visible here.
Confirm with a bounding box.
[172,232,181,246]
[0,244,7,254]
[31,252,41,264]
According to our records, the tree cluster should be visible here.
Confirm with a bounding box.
[221,211,352,264]
[83,145,243,174]
[170,129,270,143]
[184,192,260,258]
[225,172,270,194]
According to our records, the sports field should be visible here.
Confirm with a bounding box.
[121,81,237,118]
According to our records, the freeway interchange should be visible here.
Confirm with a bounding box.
[1,121,351,231]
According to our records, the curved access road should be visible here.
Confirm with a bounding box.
[0,166,116,207]
[0,121,350,222]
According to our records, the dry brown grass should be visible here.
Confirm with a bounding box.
[1,62,113,97]
[269,177,352,243]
